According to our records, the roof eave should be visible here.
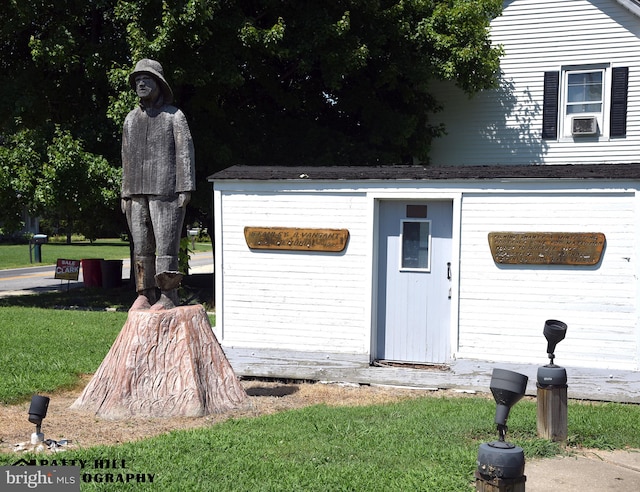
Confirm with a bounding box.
[615,0,640,17]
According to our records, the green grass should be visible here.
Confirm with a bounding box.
[2,397,639,491]
[0,239,131,269]
[60,399,494,491]
[0,307,126,404]
[0,285,213,404]
[0,239,212,269]
[0,277,638,490]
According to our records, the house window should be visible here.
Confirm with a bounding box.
[400,219,431,271]
[566,70,603,114]
[562,69,604,137]
[542,66,628,139]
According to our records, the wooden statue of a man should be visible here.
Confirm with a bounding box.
[121,59,195,310]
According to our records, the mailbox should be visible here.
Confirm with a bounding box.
[187,228,200,249]
[29,234,48,263]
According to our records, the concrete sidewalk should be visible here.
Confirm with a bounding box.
[524,449,640,491]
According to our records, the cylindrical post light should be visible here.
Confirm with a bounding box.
[536,320,568,442]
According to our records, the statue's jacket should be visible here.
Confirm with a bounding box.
[121,103,195,198]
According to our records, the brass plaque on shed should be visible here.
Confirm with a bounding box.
[488,232,605,265]
[244,227,349,252]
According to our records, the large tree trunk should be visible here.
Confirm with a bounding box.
[71,304,248,419]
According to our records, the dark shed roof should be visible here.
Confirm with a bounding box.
[209,163,640,182]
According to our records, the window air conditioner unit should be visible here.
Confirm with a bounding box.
[571,116,598,136]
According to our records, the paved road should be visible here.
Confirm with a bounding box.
[0,251,214,298]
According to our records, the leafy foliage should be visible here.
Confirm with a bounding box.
[1,0,503,233]
[0,130,43,234]
[38,128,122,241]
[108,0,503,168]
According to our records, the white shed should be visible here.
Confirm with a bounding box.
[210,164,640,375]
[205,1,640,401]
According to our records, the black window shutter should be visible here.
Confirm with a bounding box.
[610,67,629,137]
[542,71,560,139]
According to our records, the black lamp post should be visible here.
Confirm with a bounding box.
[476,368,528,491]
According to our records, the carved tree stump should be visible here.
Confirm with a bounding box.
[71,305,248,419]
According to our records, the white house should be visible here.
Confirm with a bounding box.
[429,0,640,165]
[209,0,640,397]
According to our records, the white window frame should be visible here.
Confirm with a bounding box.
[399,219,432,272]
[559,64,611,140]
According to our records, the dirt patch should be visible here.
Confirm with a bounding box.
[1,377,483,453]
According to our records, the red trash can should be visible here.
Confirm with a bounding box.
[81,259,103,288]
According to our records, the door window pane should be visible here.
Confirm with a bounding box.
[401,220,431,270]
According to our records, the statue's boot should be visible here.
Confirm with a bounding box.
[130,257,157,310]
[150,271,183,310]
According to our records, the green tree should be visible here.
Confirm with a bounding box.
[0,130,43,235]
[109,0,502,170]
[1,0,503,235]
[36,128,121,243]
[1,1,126,237]
[2,0,127,158]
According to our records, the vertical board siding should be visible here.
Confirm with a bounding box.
[429,0,640,165]
[219,191,371,353]
[458,191,638,369]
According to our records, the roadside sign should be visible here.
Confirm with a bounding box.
[55,259,80,281]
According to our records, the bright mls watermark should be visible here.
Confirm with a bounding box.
[1,466,80,491]
[5,458,155,486]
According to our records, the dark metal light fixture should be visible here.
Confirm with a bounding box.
[28,395,50,444]
[537,319,568,386]
[476,369,528,485]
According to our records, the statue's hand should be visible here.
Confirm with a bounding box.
[121,198,129,215]
[178,192,191,208]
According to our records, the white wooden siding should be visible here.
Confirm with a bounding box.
[458,191,638,369]
[214,179,640,371]
[429,0,640,165]
[218,190,371,353]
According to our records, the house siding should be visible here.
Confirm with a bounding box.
[216,189,372,353]
[213,173,640,371]
[457,190,638,369]
[428,0,640,165]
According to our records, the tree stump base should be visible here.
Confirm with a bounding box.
[71,304,249,419]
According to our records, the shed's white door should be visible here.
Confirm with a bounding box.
[376,200,453,363]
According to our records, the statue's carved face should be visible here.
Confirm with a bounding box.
[135,74,160,102]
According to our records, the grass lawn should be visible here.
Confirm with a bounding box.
[0,307,127,404]
[1,289,639,490]
[0,239,131,269]
[1,393,640,490]
[0,238,212,269]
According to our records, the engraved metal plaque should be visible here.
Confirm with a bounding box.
[488,232,605,265]
[244,227,349,252]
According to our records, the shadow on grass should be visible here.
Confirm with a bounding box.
[0,285,138,311]
[0,274,213,311]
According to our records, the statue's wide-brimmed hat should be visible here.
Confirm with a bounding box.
[129,58,173,104]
